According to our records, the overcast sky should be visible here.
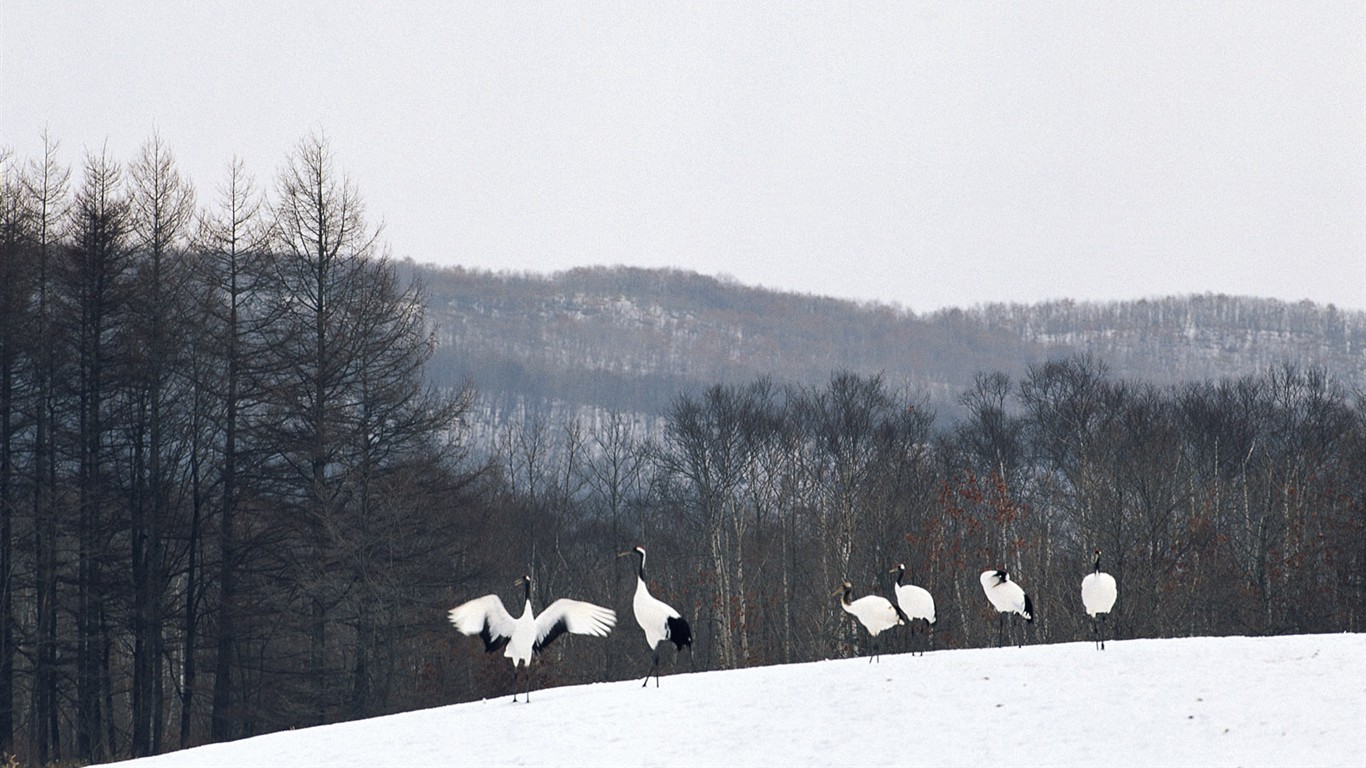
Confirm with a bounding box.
[3,2,1363,312]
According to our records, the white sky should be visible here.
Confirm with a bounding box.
[3,2,1363,313]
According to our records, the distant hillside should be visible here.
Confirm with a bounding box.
[407,263,1366,427]
[972,294,1366,384]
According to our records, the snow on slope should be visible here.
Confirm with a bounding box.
[110,634,1364,768]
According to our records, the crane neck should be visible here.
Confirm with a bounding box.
[1093,553,1103,573]
[894,567,905,586]
[840,585,853,607]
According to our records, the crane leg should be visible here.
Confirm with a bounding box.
[512,662,534,703]
[642,649,659,687]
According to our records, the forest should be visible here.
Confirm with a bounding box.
[1,134,1363,765]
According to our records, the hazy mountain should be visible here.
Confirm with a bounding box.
[408,262,1366,428]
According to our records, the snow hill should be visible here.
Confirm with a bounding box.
[109,633,1363,767]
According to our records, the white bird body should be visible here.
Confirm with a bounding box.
[1081,549,1118,649]
[979,570,1031,618]
[633,579,679,650]
[843,594,903,635]
[890,565,936,624]
[980,569,1033,647]
[893,583,936,622]
[447,575,616,701]
[838,581,907,662]
[890,563,936,655]
[1081,572,1118,616]
[621,546,692,687]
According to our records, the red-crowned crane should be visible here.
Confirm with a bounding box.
[447,574,616,702]
[1081,548,1118,650]
[619,545,693,687]
[979,569,1033,647]
[836,580,908,663]
[889,563,936,655]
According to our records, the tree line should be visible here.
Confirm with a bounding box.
[461,359,1361,696]
[0,132,480,765]
[2,132,1363,765]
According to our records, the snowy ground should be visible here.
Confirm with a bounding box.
[109,633,1364,767]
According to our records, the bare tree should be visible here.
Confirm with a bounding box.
[195,156,272,742]
[581,410,655,676]
[65,144,132,762]
[263,131,475,724]
[19,132,70,764]
[265,131,381,723]
[0,147,32,756]
[659,384,750,668]
[125,131,198,756]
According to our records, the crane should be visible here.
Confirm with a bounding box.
[836,580,908,662]
[1081,549,1118,650]
[620,545,693,687]
[448,574,616,702]
[889,563,936,655]
[979,569,1033,647]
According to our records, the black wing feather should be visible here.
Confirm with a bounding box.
[479,623,511,654]
[665,614,692,650]
[533,615,570,654]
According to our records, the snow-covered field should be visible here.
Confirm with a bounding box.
[110,633,1364,767]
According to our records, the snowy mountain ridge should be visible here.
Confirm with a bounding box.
[412,264,1366,430]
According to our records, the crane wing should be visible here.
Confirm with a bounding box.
[665,614,692,650]
[534,599,616,653]
[447,594,517,653]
